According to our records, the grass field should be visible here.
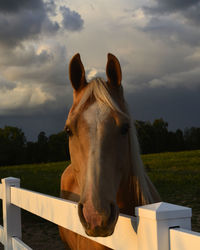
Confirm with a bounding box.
[143,150,200,232]
[0,150,199,232]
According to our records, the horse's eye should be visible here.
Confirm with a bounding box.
[120,123,130,135]
[65,126,73,136]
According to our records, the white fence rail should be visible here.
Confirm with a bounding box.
[0,177,199,250]
[170,228,200,250]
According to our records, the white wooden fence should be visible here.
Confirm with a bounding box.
[0,177,199,250]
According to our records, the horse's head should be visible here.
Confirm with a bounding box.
[65,53,132,237]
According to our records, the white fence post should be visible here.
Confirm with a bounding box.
[135,202,192,250]
[2,177,22,250]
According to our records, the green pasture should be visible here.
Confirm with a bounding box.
[0,161,68,197]
[143,150,200,232]
[0,150,199,232]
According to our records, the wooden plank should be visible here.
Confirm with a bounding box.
[0,225,4,245]
[170,228,200,250]
[0,183,2,199]
[12,237,32,250]
[11,187,138,250]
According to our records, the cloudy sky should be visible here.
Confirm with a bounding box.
[0,0,200,140]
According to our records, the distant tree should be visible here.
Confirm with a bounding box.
[26,141,38,163]
[152,118,168,153]
[136,118,170,153]
[135,121,155,154]
[175,129,185,151]
[167,130,184,152]
[0,126,26,166]
[36,131,49,162]
[48,131,69,162]
[184,127,200,150]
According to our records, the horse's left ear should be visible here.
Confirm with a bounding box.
[106,53,122,86]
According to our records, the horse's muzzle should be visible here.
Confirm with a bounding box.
[78,202,119,237]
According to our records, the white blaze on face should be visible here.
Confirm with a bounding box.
[83,101,110,191]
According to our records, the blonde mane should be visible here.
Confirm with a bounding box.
[75,77,160,208]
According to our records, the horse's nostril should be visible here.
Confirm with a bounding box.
[78,203,83,220]
[78,203,89,229]
[107,203,118,225]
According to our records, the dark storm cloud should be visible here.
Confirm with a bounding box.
[60,6,84,32]
[138,1,200,46]
[125,85,200,131]
[0,46,52,67]
[0,1,84,48]
[140,17,200,46]
[182,4,200,25]
[45,0,57,16]
[8,45,68,87]
[0,0,43,13]
[0,110,68,141]
[143,0,200,25]
[42,18,60,34]
[0,9,46,47]
[144,0,200,14]
[0,0,59,48]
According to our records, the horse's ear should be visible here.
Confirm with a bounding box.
[106,53,122,86]
[69,53,87,91]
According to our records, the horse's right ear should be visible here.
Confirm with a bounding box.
[69,53,87,91]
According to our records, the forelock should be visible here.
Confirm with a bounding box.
[74,77,128,118]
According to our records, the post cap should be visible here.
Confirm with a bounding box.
[135,202,192,220]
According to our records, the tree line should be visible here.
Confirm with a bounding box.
[0,127,69,166]
[0,118,200,166]
[135,119,200,154]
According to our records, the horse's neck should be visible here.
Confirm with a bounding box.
[60,164,80,202]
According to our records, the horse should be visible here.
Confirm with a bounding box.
[59,53,161,250]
